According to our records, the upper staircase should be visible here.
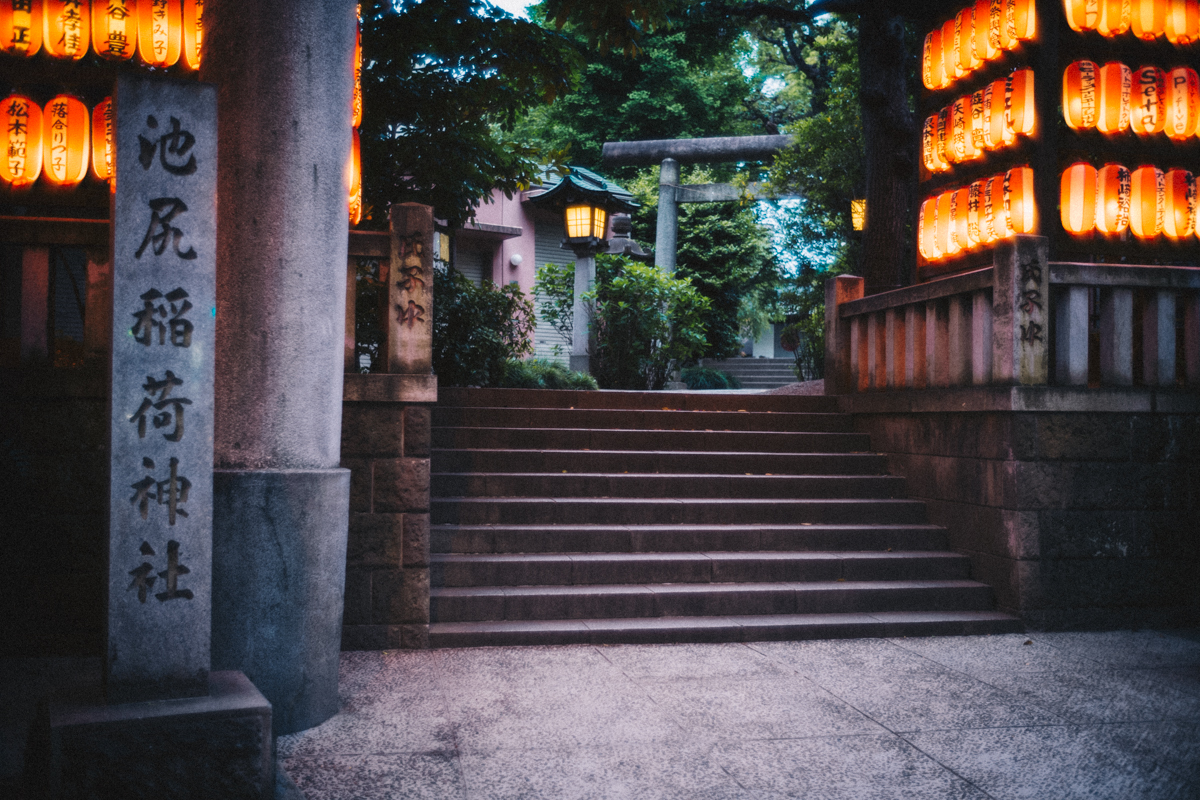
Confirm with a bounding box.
[429,387,1021,647]
[699,357,798,389]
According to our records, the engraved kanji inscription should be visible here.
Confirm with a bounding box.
[397,299,426,327]
[131,370,192,442]
[136,198,198,260]
[127,539,193,603]
[131,287,193,346]
[129,456,191,525]
[138,115,197,176]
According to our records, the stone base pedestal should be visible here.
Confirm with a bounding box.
[569,355,590,375]
[212,468,349,735]
[32,671,272,800]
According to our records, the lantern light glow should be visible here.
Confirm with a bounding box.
[93,0,137,61]
[43,0,89,59]
[2,94,43,187]
[138,0,182,68]
[1,0,42,55]
[41,95,90,188]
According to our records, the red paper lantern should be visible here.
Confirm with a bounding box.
[1165,0,1200,43]
[92,98,114,183]
[349,128,362,226]
[949,97,969,163]
[1097,163,1132,234]
[952,187,974,251]
[919,198,941,260]
[970,88,988,152]
[2,94,42,186]
[93,0,136,61]
[1099,0,1131,35]
[1,0,42,55]
[1006,0,1037,41]
[957,8,980,73]
[982,174,1002,242]
[975,0,999,61]
[139,0,182,67]
[41,95,89,187]
[1163,169,1195,238]
[943,19,962,84]
[1061,162,1098,235]
[1006,166,1036,234]
[43,0,89,59]
[1130,165,1164,238]
[1097,62,1132,133]
[1007,68,1036,136]
[927,28,945,90]
[352,15,362,128]
[1130,66,1167,135]
[990,172,1012,237]
[937,191,958,255]
[1164,67,1200,141]
[182,0,203,70]
[936,107,951,166]
[1131,0,1167,39]
[967,180,985,246]
[986,78,1013,147]
[1064,60,1099,130]
[923,114,950,173]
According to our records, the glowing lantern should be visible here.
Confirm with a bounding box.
[943,19,961,84]
[1061,162,1098,234]
[139,0,182,68]
[957,9,980,73]
[93,0,136,61]
[951,187,973,250]
[936,191,958,256]
[41,95,89,187]
[1130,165,1164,237]
[183,0,203,70]
[1006,166,1036,234]
[949,97,968,163]
[91,98,114,183]
[352,16,362,127]
[986,78,1014,147]
[1064,61,1099,130]
[1130,66,1167,135]
[1066,0,1101,30]
[971,88,987,151]
[928,28,945,90]
[1131,0,1167,38]
[44,0,89,59]
[936,107,951,166]
[2,95,42,186]
[989,0,1005,50]
[565,203,608,241]
[1097,62,1132,133]
[990,173,1012,238]
[967,181,985,246]
[975,0,998,60]
[1006,0,1037,41]
[1,0,42,55]
[923,32,935,90]
[1165,0,1200,42]
[1162,169,1195,238]
[919,198,942,260]
[1099,0,1131,35]
[923,114,949,173]
[1097,163,1132,233]
[982,175,1002,242]
[1007,68,1036,136]
[1164,67,1200,141]
[348,128,362,226]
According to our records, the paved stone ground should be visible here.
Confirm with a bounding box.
[279,630,1200,800]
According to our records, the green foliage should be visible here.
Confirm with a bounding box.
[432,267,536,387]
[533,262,576,356]
[589,254,710,390]
[500,358,598,390]
[681,367,741,390]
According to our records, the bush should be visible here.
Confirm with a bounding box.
[533,262,575,357]
[499,358,598,390]
[432,267,535,387]
[681,367,740,390]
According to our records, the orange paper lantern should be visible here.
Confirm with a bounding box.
[1165,0,1200,43]
[970,88,988,152]
[951,187,973,250]
[967,180,985,246]
[91,97,114,182]
[1097,163,1132,233]
[1162,169,1195,238]
[44,0,89,59]
[975,0,999,60]
[1098,0,1131,35]
[989,0,1005,50]
[982,174,1002,242]
[182,0,203,70]
[927,28,946,90]
[943,19,962,84]
[349,127,362,226]
[936,107,951,166]
[1066,0,1101,31]
[1097,62,1132,133]
[923,114,950,173]
[1006,166,1036,234]
[937,191,958,256]
[139,0,182,67]
[1130,165,1164,237]
[93,0,136,60]
[1006,0,1037,41]
[1164,67,1200,140]
[957,8,980,73]
[923,31,936,90]
[949,97,968,163]
[2,94,42,186]
[1,0,42,55]
[352,16,362,127]
[1131,0,1167,38]
[1007,68,1036,136]
[1061,162,1098,234]
[986,78,1013,147]
[1130,66,1167,135]
[1064,60,1099,130]
[919,198,941,260]
[41,95,89,187]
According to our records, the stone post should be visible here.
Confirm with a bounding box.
[203,0,355,736]
[992,235,1050,385]
[388,204,434,375]
[569,247,595,374]
[655,158,680,274]
[823,275,863,395]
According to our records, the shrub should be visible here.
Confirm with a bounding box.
[432,267,535,387]
[533,262,575,357]
[499,358,598,390]
[681,367,741,390]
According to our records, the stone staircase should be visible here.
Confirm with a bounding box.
[428,387,1021,647]
[699,357,798,389]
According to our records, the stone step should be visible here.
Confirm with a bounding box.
[431,497,929,526]
[431,449,890,476]
[431,473,905,500]
[431,427,873,453]
[429,611,1024,647]
[436,387,834,412]
[431,551,972,587]
[431,407,852,433]
[431,523,951,554]
[430,579,997,622]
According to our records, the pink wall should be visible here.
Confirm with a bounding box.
[470,189,539,295]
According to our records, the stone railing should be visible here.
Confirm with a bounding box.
[825,236,1200,394]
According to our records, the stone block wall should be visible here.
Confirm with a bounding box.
[842,387,1200,630]
[340,374,436,649]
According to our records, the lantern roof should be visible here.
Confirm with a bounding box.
[527,165,638,213]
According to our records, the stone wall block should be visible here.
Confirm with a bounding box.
[402,513,431,567]
[342,457,372,513]
[341,625,402,651]
[373,458,431,513]
[370,567,430,624]
[400,568,431,623]
[1143,510,1200,560]
[404,406,431,457]
[347,512,404,567]
[1035,414,1131,461]
[1000,509,1040,559]
[342,567,373,626]
[400,624,430,649]
[1131,415,1200,463]
[1035,509,1143,559]
[341,404,406,458]
[923,499,1010,559]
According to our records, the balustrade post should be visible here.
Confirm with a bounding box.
[992,235,1049,385]
[823,275,864,394]
[972,289,993,385]
[948,294,972,386]
[926,298,949,388]
[1142,290,1176,386]
[886,308,906,388]
[852,316,869,392]
[1099,287,1134,385]
[1054,286,1089,386]
[906,304,927,389]
[1185,292,1200,385]
[867,313,881,389]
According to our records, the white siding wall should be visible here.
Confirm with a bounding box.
[532,223,574,365]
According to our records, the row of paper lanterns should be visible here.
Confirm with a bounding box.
[919,167,1037,260]
[923,69,1035,173]
[0,0,203,69]
[348,15,362,225]
[1,94,112,187]
[922,0,1037,92]
[1064,60,1200,137]
[1065,0,1200,41]
[1061,162,1198,236]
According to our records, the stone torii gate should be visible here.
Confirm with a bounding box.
[600,135,801,273]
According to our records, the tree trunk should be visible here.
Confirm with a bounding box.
[857,5,917,295]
